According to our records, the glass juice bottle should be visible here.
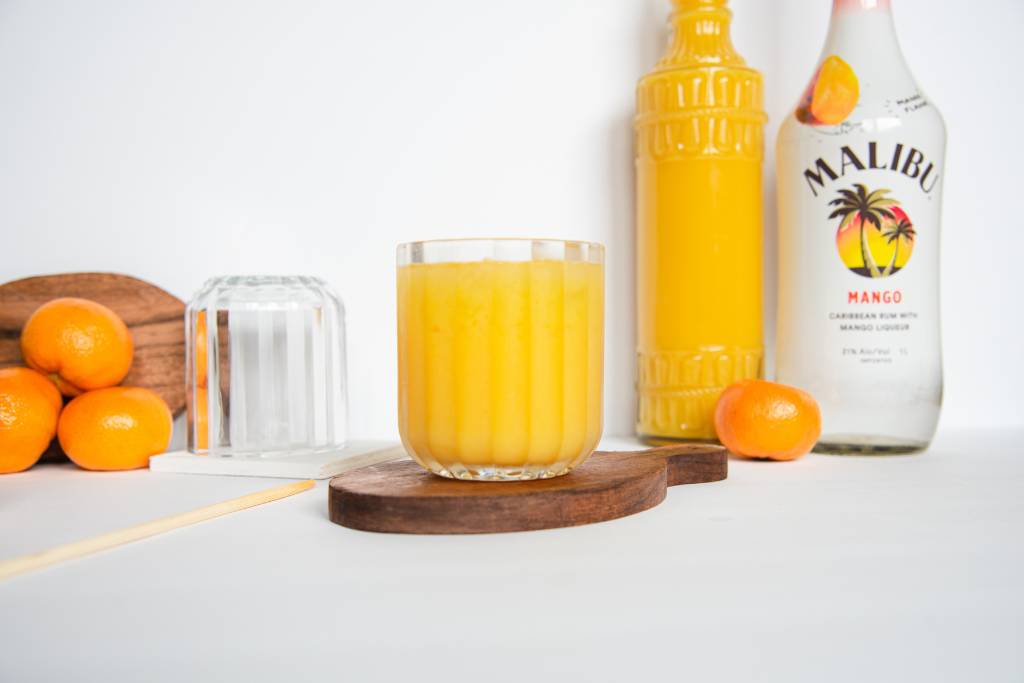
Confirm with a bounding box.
[776,0,945,453]
[636,0,766,442]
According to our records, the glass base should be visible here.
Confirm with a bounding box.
[637,433,722,448]
[636,347,763,445]
[196,444,347,459]
[427,462,577,481]
[814,435,929,456]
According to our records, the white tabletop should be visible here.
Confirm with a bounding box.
[1,429,1022,682]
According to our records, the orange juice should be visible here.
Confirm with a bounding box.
[635,0,766,442]
[397,241,604,481]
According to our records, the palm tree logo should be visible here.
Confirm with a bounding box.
[830,184,915,279]
[880,218,915,277]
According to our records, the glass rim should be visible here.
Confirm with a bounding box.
[200,275,327,284]
[396,238,605,265]
[398,237,604,248]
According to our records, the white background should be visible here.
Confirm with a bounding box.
[1,0,1021,438]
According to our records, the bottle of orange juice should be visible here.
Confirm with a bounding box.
[635,0,766,442]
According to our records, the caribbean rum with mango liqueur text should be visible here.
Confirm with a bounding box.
[776,0,945,454]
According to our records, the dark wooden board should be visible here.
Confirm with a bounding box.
[0,272,186,415]
[329,444,727,534]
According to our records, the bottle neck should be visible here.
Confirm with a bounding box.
[658,0,746,69]
[823,0,906,68]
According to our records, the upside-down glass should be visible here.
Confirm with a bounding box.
[186,276,347,457]
[397,239,604,480]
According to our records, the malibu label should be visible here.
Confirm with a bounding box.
[803,141,940,197]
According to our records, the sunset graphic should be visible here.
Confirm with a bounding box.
[830,184,916,279]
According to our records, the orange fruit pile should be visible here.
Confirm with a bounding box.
[714,379,822,461]
[1,297,172,474]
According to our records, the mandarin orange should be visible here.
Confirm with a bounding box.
[192,310,208,388]
[0,366,63,474]
[714,380,821,461]
[21,297,133,397]
[58,387,172,471]
[190,385,209,451]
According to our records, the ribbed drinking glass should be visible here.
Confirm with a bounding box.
[397,239,604,480]
[186,276,347,457]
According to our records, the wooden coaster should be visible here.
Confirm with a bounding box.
[328,444,727,534]
[0,272,186,415]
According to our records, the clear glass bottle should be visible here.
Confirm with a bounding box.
[775,0,945,454]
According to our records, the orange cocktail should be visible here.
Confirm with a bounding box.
[397,239,604,481]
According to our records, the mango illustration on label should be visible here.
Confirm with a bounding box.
[796,55,860,126]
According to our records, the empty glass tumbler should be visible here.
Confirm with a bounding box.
[186,276,347,457]
[397,239,605,481]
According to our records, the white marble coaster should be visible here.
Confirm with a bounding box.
[149,441,406,480]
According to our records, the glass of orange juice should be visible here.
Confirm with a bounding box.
[397,239,604,481]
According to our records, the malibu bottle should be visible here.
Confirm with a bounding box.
[775,0,945,454]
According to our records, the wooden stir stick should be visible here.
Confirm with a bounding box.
[0,480,315,582]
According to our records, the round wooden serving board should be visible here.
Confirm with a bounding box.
[329,444,727,534]
[0,272,187,415]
